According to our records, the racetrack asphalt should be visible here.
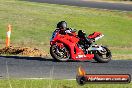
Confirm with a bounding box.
[25,0,132,11]
[0,56,132,79]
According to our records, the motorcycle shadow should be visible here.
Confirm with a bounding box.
[0,56,97,63]
[0,55,53,61]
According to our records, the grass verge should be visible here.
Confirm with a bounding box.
[0,79,131,88]
[0,0,132,59]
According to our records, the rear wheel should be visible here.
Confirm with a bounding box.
[50,44,70,62]
[94,46,112,63]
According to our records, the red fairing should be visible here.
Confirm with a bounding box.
[50,31,94,61]
[88,32,102,39]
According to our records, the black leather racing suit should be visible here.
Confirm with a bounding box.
[78,30,93,47]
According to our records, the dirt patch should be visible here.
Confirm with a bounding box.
[0,46,48,57]
[127,14,132,18]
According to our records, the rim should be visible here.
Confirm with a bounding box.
[98,47,111,60]
[52,45,70,61]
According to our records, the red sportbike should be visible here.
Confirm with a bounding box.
[50,30,112,63]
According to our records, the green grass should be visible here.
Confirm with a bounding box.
[0,0,132,59]
[99,0,132,1]
[0,79,131,88]
[103,0,132,1]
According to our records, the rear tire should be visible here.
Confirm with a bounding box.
[50,44,70,62]
[94,46,112,63]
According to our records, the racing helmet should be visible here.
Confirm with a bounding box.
[57,21,67,29]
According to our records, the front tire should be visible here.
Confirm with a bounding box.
[94,46,112,63]
[50,44,70,62]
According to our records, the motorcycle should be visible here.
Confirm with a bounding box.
[50,30,112,63]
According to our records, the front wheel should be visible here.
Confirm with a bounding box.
[50,44,70,62]
[94,46,112,63]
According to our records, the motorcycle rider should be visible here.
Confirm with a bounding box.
[51,21,73,40]
[55,21,93,45]
[56,21,76,35]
